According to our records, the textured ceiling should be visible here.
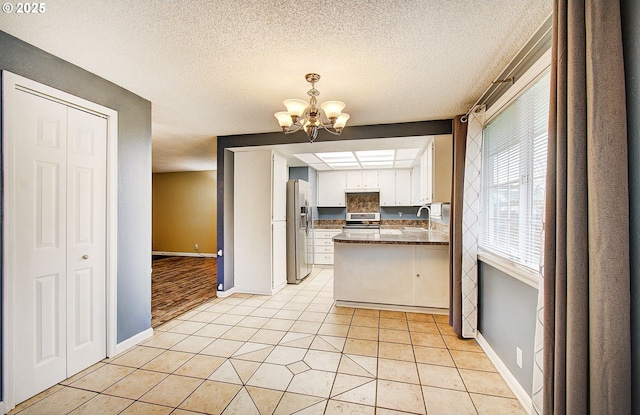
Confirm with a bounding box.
[1,0,551,172]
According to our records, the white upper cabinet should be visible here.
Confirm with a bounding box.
[395,169,412,206]
[362,170,379,188]
[411,164,421,205]
[379,169,412,206]
[412,136,435,205]
[422,140,434,205]
[317,171,346,207]
[345,170,378,190]
[320,168,414,207]
[378,170,396,206]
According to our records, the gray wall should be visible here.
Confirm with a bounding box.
[0,31,153,354]
[478,261,538,395]
[621,0,640,413]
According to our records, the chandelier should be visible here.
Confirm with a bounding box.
[274,73,350,142]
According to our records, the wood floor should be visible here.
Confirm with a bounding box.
[151,256,217,328]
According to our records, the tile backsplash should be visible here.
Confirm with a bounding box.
[346,192,379,213]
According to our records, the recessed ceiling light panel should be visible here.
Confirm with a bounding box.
[361,161,394,168]
[294,153,322,164]
[310,163,332,171]
[315,151,357,163]
[355,150,395,161]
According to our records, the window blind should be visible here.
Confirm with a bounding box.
[479,71,550,271]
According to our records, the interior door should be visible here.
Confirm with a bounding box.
[66,106,107,376]
[12,90,107,403]
[14,89,69,402]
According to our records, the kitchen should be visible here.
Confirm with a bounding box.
[227,132,453,314]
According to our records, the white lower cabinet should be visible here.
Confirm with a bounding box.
[333,243,449,309]
[314,229,341,264]
[414,245,449,308]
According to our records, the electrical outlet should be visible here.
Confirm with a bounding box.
[516,347,523,368]
[194,243,199,250]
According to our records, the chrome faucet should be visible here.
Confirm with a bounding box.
[417,204,432,230]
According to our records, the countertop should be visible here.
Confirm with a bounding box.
[333,229,449,246]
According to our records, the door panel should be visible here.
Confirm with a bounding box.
[34,273,62,362]
[14,90,68,403]
[35,161,61,247]
[66,106,107,376]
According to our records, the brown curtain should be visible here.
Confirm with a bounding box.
[543,1,631,414]
[449,115,467,336]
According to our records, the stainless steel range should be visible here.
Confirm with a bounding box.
[344,212,380,231]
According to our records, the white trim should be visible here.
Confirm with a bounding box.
[2,71,118,410]
[477,332,533,415]
[335,300,448,315]
[152,250,216,258]
[485,49,552,122]
[114,328,154,356]
[216,286,238,298]
[477,250,540,289]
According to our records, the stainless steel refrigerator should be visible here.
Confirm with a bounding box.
[286,179,313,283]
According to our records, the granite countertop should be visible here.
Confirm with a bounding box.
[333,229,449,246]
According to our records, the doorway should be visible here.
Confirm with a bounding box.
[2,71,118,409]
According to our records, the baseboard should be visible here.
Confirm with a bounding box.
[217,286,237,298]
[334,300,448,315]
[476,332,532,414]
[114,327,154,356]
[152,250,216,258]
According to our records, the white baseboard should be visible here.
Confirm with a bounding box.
[217,286,237,297]
[476,332,532,414]
[152,250,216,258]
[114,327,154,356]
[335,300,448,315]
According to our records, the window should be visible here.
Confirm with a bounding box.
[479,70,550,272]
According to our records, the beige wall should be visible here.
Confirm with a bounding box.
[152,170,217,254]
[434,134,453,203]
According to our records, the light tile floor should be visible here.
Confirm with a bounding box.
[9,268,527,415]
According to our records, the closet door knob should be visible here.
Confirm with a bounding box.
[82,254,89,260]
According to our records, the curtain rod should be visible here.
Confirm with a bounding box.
[461,13,552,123]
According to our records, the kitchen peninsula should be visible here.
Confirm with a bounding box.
[333,228,450,313]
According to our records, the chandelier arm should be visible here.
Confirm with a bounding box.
[320,125,342,136]
[284,124,303,134]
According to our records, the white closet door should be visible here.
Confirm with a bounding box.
[66,106,107,376]
[14,90,69,403]
[12,90,108,403]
